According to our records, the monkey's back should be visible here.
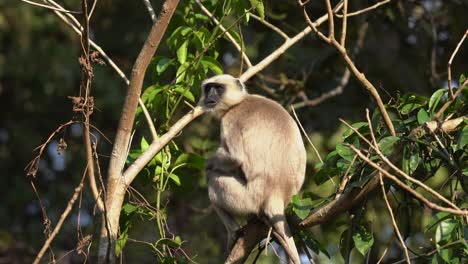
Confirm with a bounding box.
[221,95,306,202]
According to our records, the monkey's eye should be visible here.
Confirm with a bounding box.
[205,84,224,94]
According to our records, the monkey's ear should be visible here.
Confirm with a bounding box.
[236,78,246,91]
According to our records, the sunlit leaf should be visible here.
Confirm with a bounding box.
[169,173,181,186]
[352,225,374,256]
[174,153,205,170]
[177,40,188,64]
[200,56,223,75]
[115,231,128,257]
[417,108,430,125]
[291,195,313,220]
[429,89,445,113]
[156,58,174,74]
[435,219,457,245]
[249,0,265,19]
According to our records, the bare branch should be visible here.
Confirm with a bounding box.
[291,106,323,163]
[340,0,348,47]
[122,107,204,184]
[335,0,392,18]
[324,0,335,39]
[250,13,289,40]
[99,1,181,262]
[292,68,350,109]
[141,0,157,22]
[21,0,80,13]
[33,171,87,264]
[240,7,341,82]
[301,2,396,136]
[43,0,158,140]
[379,173,411,264]
[447,29,468,98]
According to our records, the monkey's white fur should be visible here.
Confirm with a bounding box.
[201,74,306,264]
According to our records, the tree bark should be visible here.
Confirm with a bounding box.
[98,1,180,262]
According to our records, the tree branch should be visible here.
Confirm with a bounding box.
[98,1,180,262]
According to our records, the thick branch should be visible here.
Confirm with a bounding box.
[98,1,180,263]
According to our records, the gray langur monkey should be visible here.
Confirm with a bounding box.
[200,74,306,264]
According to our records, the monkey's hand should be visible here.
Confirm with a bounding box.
[206,148,241,173]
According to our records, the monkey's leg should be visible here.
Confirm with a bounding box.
[212,205,241,249]
[263,198,300,264]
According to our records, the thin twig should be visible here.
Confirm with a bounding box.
[43,0,158,140]
[340,0,348,47]
[349,145,467,216]
[249,13,289,39]
[291,106,323,163]
[340,115,463,212]
[324,0,335,39]
[141,0,157,22]
[379,173,411,264]
[240,2,344,82]
[195,0,252,68]
[376,236,394,264]
[447,29,468,99]
[335,0,392,18]
[435,79,468,119]
[21,0,80,13]
[33,169,87,264]
[301,2,396,136]
[336,154,357,199]
[292,68,350,109]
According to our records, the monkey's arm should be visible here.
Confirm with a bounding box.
[206,148,244,177]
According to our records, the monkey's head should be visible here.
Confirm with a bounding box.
[200,74,247,116]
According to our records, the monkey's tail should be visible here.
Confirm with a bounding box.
[263,199,300,264]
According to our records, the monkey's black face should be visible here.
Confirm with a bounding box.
[203,83,225,108]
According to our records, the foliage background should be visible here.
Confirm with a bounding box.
[0,0,467,263]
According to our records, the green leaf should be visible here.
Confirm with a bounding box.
[301,232,331,258]
[378,136,400,156]
[115,231,128,257]
[200,56,223,75]
[459,74,466,87]
[249,0,265,19]
[336,143,355,161]
[156,58,174,74]
[417,108,431,125]
[429,89,445,113]
[401,102,422,114]
[176,62,189,84]
[402,145,420,176]
[291,195,313,220]
[141,136,149,151]
[169,173,181,186]
[435,219,457,245]
[352,225,374,256]
[342,122,368,139]
[157,237,183,249]
[122,203,138,216]
[456,126,468,151]
[174,85,195,102]
[176,40,189,64]
[174,153,205,171]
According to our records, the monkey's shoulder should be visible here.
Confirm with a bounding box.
[222,94,296,133]
[233,95,290,118]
